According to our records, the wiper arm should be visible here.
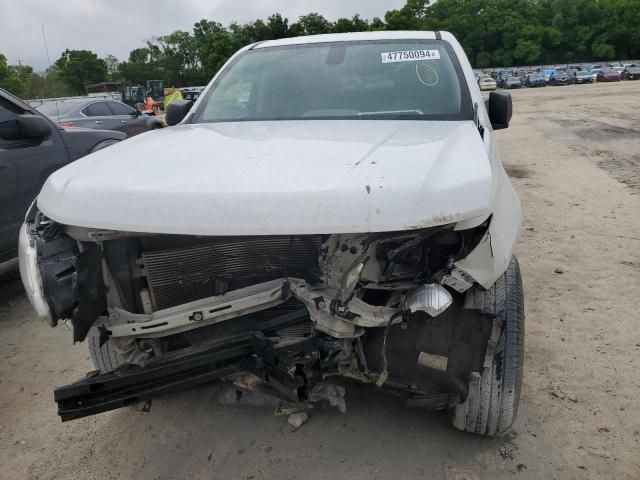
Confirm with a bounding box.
[357,109,424,116]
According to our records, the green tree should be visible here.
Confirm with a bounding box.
[265,14,290,39]
[0,54,27,96]
[333,14,370,33]
[104,54,120,81]
[23,69,75,99]
[54,49,107,94]
[70,0,640,87]
[385,0,429,30]
[291,13,332,36]
[158,30,199,86]
[119,47,163,85]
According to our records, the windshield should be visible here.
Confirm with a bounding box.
[193,40,472,123]
[37,102,77,117]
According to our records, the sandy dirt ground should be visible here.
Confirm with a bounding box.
[1,81,639,480]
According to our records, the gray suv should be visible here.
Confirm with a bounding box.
[0,88,125,270]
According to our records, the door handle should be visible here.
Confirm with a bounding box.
[120,120,128,123]
[94,120,102,124]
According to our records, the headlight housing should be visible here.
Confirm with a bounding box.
[18,222,53,324]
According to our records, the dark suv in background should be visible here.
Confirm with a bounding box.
[0,88,124,271]
[548,70,571,85]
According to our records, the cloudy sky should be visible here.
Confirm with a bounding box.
[1,0,406,71]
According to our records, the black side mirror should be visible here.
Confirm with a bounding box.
[486,91,512,130]
[16,114,52,138]
[166,100,193,126]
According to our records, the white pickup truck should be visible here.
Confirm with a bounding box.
[20,31,523,436]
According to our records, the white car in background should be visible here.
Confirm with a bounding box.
[478,75,497,90]
[20,31,523,436]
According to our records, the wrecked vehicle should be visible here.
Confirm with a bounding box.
[19,31,523,436]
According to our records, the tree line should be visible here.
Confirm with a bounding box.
[2,0,639,98]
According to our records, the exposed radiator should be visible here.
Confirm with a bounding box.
[141,235,323,311]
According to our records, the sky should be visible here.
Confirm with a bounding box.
[1,0,406,71]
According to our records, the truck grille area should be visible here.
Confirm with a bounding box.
[141,235,324,311]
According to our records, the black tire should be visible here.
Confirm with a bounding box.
[452,256,524,436]
[88,333,124,374]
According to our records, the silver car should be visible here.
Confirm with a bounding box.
[37,99,163,137]
[478,75,497,91]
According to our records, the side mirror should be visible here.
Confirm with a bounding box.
[165,100,193,126]
[486,91,512,130]
[16,114,52,138]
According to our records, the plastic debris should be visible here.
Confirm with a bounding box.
[308,382,347,413]
[287,411,308,429]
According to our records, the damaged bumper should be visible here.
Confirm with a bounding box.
[21,201,519,422]
[56,309,314,421]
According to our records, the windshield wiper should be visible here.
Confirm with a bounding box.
[357,109,424,116]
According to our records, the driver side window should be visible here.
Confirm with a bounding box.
[108,102,136,115]
[82,102,112,117]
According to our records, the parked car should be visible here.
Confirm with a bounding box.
[504,76,522,89]
[597,67,622,82]
[610,64,625,74]
[571,70,593,84]
[541,68,556,82]
[622,64,640,80]
[513,69,527,81]
[478,75,497,90]
[548,70,571,85]
[495,70,512,88]
[0,88,124,271]
[525,73,546,87]
[589,65,603,81]
[37,99,163,137]
[20,31,523,437]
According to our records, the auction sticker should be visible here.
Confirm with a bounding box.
[381,49,440,63]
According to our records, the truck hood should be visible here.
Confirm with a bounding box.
[38,120,494,235]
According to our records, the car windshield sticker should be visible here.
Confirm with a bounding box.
[416,64,439,86]
[381,50,441,63]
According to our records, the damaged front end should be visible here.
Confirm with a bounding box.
[21,206,504,421]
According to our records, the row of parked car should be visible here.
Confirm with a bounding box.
[476,63,640,90]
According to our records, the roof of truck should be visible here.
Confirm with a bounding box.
[254,31,443,49]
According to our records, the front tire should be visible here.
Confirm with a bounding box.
[452,257,524,436]
[88,333,124,373]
